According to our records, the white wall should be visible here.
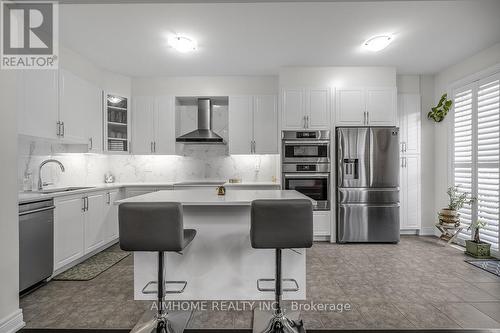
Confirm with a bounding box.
[0,71,24,331]
[279,66,396,87]
[132,76,278,96]
[397,74,435,234]
[60,45,132,97]
[433,43,500,212]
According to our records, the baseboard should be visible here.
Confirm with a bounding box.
[0,309,25,333]
[400,229,419,235]
[418,227,436,236]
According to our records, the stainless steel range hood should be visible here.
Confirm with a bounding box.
[176,98,224,143]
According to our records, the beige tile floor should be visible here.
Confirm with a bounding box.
[21,236,500,330]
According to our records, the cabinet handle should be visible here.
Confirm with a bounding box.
[401,157,407,168]
[107,192,111,205]
[82,197,86,212]
[128,141,132,153]
[404,142,407,152]
[401,142,404,153]
[363,112,366,125]
[303,115,306,129]
[85,197,89,211]
[366,111,369,125]
[151,142,153,153]
[61,122,65,137]
[250,141,253,153]
[306,115,309,128]
[56,121,61,137]
[154,141,156,153]
[89,137,93,150]
[253,140,256,153]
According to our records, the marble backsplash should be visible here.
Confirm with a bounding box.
[18,137,279,191]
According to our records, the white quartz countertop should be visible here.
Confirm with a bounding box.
[115,189,312,206]
[18,181,281,204]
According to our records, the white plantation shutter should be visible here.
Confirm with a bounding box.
[452,74,500,251]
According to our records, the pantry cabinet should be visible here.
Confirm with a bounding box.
[229,95,278,154]
[400,155,421,229]
[398,93,421,230]
[17,70,59,140]
[281,88,330,130]
[336,87,397,126]
[398,94,421,155]
[132,95,175,154]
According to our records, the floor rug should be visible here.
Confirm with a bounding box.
[53,250,130,281]
[465,259,500,277]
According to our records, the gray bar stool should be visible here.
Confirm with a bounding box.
[251,199,313,333]
[119,202,196,333]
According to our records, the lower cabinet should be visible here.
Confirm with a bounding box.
[84,193,106,254]
[54,190,120,271]
[54,195,85,270]
[313,211,331,239]
[104,190,120,242]
[400,155,421,230]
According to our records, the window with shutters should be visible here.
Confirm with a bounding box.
[452,73,500,252]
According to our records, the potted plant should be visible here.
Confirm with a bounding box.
[438,186,475,226]
[428,93,453,122]
[465,220,491,258]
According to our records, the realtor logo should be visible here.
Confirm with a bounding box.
[1,1,58,69]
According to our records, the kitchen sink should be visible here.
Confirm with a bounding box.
[36,186,95,194]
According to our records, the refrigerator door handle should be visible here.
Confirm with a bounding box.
[339,203,400,208]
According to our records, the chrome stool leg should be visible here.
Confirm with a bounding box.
[131,252,192,333]
[253,249,302,333]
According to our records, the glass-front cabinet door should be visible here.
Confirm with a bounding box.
[105,93,130,153]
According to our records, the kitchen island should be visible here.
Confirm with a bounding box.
[116,189,312,300]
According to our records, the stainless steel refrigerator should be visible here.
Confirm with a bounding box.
[336,127,400,243]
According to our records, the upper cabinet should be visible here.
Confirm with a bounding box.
[229,95,278,154]
[105,93,130,153]
[398,93,421,155]
[59,69,103,151]
[336,87,397,126]
[132,95,175,155]
[18,70,59,140]
[281,88,331,130]
[18,69,103,152]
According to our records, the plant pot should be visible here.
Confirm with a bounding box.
[438,208,460,226]
[465,240,491,259]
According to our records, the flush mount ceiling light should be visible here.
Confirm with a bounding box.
[363,35,393,52]
[168,34,198,53]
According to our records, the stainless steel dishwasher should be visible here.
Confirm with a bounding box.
[19,199,54,292]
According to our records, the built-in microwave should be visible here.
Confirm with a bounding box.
[282,130,330,163]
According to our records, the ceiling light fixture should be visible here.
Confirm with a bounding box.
[168,34,198,53]
[363,35,393,52]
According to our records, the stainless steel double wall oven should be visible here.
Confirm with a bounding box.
[282,130,331,211]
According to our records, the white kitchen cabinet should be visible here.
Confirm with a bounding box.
[59,69,91,144]
[17,70,59,140]
[398,94,421,155]
[400,155,421,230]
[104,190,120,243]
[84,193,106,254]
[59,69,104,149]
[132,95,175,154]
[313,211,331,239]
[54,195,85,270]
[281,88,330,130]
[155,96,176,154]
[366,87,397,126]
[281,89,305,129]
[132,96,155,154]
[335,88,365,126]
[228,95,278,154]
[336,87,397,126]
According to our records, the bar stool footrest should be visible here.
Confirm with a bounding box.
[141,280,188,295]
[257,278,299,292]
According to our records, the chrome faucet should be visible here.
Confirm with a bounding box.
[38,159,65,191]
